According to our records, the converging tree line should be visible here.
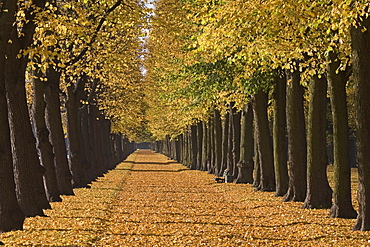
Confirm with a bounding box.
[1,0,370,235]
[145,0,370,232]
[0,0,143,232]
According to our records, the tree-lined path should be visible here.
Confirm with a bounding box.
[1,149,370,246]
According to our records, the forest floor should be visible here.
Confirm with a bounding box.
[1,149,370,246]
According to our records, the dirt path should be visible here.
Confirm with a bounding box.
[1,150,370,246]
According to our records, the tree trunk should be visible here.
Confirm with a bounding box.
[32,72,62,202]
[178,134,184,164]
[208,117,215,174]
[227,104,235,179]
[252,90,275,191]
[327,52,357,219]
[196,122,203,170]
[5,1,50,215]
[284,70,307,202]
[303,75,332,209]
[214,109,223,176]
[351,17,370,231]
[190,125,198,170]
[66,78,88,188]
[235,103,254,184]
[273,74,289,196]
[221,113,229,174]
[253,123,261,188]
[232,109,242,179]
[0,8,25,229]
[201,122,208,171]
[44,68,74,195]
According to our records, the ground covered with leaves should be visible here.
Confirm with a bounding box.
[1,150,370,246]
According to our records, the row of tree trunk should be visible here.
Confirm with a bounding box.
[153,46,369,229]
[0,1,136,232]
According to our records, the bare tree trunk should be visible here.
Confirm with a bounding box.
[0,11,25,228]
[235,103,254,184]
[45,68,74,195]
[221,113,229,173]
[66,76,88,188]
[273,74,288,196]
[32,71,61,202]
[5,0,50,215]
[284,70,307,202]
[303,75,332,209]
[252,90,275,191]
[327,52,357,219]
[196,122,203,170]
[214,109,223,176]
[351,17,370,231]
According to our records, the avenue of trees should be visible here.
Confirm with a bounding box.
[2,0,370,234]
[145,0,370,231]
[0,0,144,232]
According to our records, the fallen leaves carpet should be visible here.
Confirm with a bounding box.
[1,149,370,246]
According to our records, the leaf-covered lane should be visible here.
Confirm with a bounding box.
[2,149,370,246]
[0,153,137,246]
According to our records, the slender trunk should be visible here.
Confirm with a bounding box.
[190,125,198,170]
[214,109,223,176]
[235,103,254,184]
[32,72,61,202]
[284,70,307,202]
[196,122,203,170]
[201,122,208,171]
[208,117,215,174]
[327,52,357,218]
[45,68,74,195]
[178,134,184,164]
[273,74,289,196]
[252,90,275,191]
[227,104,235,178]
[221,113,229,173]
[175,137,181,163]
[253,123,261,188]
[351,17,370,231]
[232,109,242,178]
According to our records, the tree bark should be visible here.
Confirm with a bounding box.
[235,103,254,184]
[44,68,74,195]
[273,74,289,196]
[221,112,229,174]
[201,122,208,171]
[214,109,223,176]
[208,117,215,174]
[32,72,62,202]
[284,70,307,202]
[66,77,88,188]
[351,17,370,231]
[303,75,332,209]
[327,52,357,218]
[252,90,275,191]
[227,104,235,179]
[253,123,261,188]
[5,0,50,216]
[196,122,203,170]
[190,125,198,170]
[232,109,242,179]
[0,5,25,229]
